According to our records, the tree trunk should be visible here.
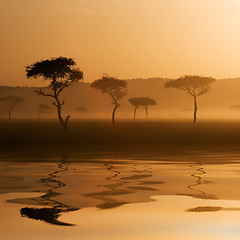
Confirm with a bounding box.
[8,111,11,120]
[193,96,197,124]
[55,97,69,131]
[112,105,119,126]
[145,107,148,119]
[39,112,41,119]
[133,107,137,120]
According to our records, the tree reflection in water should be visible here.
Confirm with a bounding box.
[187,161,216,199]
[20,152,79,226]
[84,160,162,209]
[19,158,165,225]
[18,158,219,224]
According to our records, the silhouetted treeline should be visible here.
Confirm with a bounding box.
[1,77,240,119]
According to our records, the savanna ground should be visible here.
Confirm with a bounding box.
[1,119,240,163]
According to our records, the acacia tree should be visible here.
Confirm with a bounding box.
[129,97,156,119]
[76,107,87,113]
[91,74,127,125]
[38,104,50,119]
[0,96,24,120]
[230,105,240,113]
[26,57,83,131]
[165,75,215,123]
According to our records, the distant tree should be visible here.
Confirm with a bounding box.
[165,75,215,123]
[76,107,88,113]
[0,96,24,120]
[26,57,83,131]
[91,74,127,125]
[129,97,157,119]
[38,104,50,119]
[230,105,240,113]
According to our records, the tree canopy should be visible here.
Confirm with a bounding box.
[26,57,82,81]
[38,104,50,111]
[129,97,156,119]
[0,96,24,106]
[230,105,240,112]
[129,97,156,107]
[165,75,215,97]
[77,107,88,113]
[26,56,83,97]
[91,74,127,101]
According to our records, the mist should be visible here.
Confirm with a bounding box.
[0,77,240,121]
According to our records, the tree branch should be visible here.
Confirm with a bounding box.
[107,89,118,104]
[187,87,195,97]
[36,88,54,98]
[52,102,57,107]
[56,81,69,96]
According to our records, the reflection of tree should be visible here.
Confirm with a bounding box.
[187,206,240,213]
[20,152,79,226]
[85,162,131,209]
[85,161,162,209]
[187,162,216,199]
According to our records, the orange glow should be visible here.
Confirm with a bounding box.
[1,0,240,86]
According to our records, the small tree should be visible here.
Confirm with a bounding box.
[91,74,127,125]
[38,104,50,119]
[165,75,215,123]
[0,96,24,120]
[76,107,88,113]
[129,97,156,119]
[230,105,240,113]
[26,57,83,131]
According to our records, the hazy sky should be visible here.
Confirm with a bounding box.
[1,0,240,86]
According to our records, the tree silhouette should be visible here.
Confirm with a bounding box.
[230,105,240,113]
[165,75,215,123]
[38,104,50,119]
[0,95,24,120]
[20,154,79,226]
[26,57,83,131]
[129,97,156,119]
[76,106,88,113]
[91,74,127,125]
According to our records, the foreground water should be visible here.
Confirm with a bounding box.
[2,153,240,240]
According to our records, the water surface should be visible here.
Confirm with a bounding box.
[1,153,240,239]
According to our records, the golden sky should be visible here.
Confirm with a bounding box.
[1,0,240,86]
